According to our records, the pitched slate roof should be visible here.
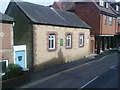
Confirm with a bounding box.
[0,12,14,23]
[10,1,90,28]
[110,2,120,16]
[93,1,117,17]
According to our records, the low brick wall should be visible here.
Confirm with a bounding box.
[2,75,25,88]
[2,70,30,88]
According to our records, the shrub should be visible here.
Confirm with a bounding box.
[2,64,23,80]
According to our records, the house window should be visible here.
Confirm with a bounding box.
[106,2,109,8]
[100,0,104,7]
[49,34,56,50]
[79,34,84,47]
[109,17,113,25]
[116,5,119,11]
[66,34,72,48]
[104,15,107,25]
[0,60,8,74]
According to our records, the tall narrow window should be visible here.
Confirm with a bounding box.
[104,15,107,25]
[116,5,119,11]
[79,34,84,47]
[109,17,113,25]
[106,2,108,8]
[66,34,72,48]
[100,0,104,7]
[49,34,55,50]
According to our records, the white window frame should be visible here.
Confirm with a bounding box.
[66,34,72,48]
[2,60,8,66]
[13,45,27,69]
[109,17,113,25]
[104,15,107,25]
[0,60,8,75]
[79,34,84,47]
[49,34,56,50]
[100,0,104,7]
[106,2,109,8]
[116,5,119,11]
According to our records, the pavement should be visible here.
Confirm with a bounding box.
[16,49,118,88]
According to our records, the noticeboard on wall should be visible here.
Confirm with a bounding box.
[60,39,63,46]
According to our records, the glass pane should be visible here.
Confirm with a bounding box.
[68,39,70,46]
[49,40,51,48]
[80,35,83,46]
[51,40,54,48]
[80,39,82,45]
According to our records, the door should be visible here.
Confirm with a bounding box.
[15,50,25,68]
[90,40,94,54]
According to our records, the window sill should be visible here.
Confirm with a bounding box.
[0,73,5,76]
[66,47,72,49]
[48,48,56,52]
[79,45,84,47]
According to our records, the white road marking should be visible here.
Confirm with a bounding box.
[98,56,106,61]
[80,76,99,89]
[110,66,116,69]
[98,52,117,62]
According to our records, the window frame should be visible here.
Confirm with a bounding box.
[0,60,8,75]
[103,15,107,25]
[66,34,72,49]
[109,16,113,26]
[116,5,119,11]
[100,0,104,7]
[48,34,56,50]
[106,2,109,8]
[79,34,84,47]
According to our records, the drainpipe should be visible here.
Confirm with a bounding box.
[31,23,35,72]
[100,13,103,52]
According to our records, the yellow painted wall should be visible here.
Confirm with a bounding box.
[33,25,90,70]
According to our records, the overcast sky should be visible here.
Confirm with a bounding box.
[0,0,59,13]
[0,0,120,13]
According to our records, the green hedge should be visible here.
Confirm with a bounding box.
[2,64,23,80]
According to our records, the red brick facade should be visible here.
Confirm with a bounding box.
[52,1,119,54]
[74,3,118,36]
[0,23,13,62]
[75,3,100,35]
[100,15,118,35]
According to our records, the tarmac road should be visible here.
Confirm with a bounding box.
[20,51,119,88]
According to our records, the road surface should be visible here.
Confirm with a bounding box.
[21,51,119,88]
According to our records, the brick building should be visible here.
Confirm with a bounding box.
[53,0,118,54]
[5,0,91,71]
[0,12,14,64]
[110,2,120,47]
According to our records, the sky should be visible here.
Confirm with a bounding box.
[0,0,120,13]
[0,0,59,13]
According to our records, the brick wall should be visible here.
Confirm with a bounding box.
[0,23,13,63]
[100,14,118,35]
[75,3,100,35]
[6,2,33,70]
[33,25,91,70]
